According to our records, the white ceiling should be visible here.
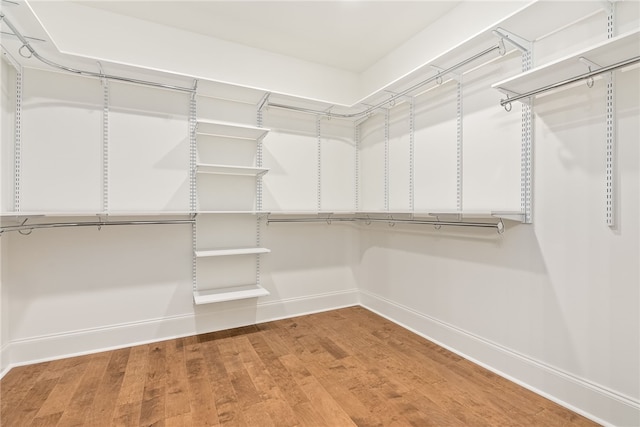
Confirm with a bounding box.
[74,1,462,73]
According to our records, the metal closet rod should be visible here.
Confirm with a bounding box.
[501,55,640,108]
[267,217,356,224]
[0,219,195,235]
[1,12,503,117]
[266,44,503,119]
[267,216,504,233]
[0,13,195,93]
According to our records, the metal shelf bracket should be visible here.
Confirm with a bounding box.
[492,27,532,54]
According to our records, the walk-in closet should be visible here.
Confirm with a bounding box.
[0,1,638,425]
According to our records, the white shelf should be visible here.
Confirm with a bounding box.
[421,210,524,221]
[196,163,269,176]
[195,247,270,257]
[193,284,270,305]
[267,210,356,216]
[492,29,640,99]
[196,119,269,141]
[264,210,524,222]
[359,210,416,216]
[264,210,524,221]
[196,211,268,215]
[0,211,193,218]
[354,210,524,222]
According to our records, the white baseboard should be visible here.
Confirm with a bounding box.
[359,289,640,427]
[1,289,359,377]
[4,287,637,427]
[0,343,10,379]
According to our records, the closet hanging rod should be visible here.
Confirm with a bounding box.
[360,217,504,233]
[267,217,356,224]
[0,219,195,235]
[267,216,504,233]
[0,13,195,93]
[500,55,640,108]
[266,44,504,119]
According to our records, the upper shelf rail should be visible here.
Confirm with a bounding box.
[267,43,505,119]
[0,13,195,93]
[1,9,506,119]
[499,55,640,110]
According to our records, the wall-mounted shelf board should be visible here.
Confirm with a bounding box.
[0,0,604,114]
[492,29,640,98]
[196,163,269,176]
[195,248,270,257]
[0,211,193,218]
[196,119,270,141]
[196,211,269,215]
[358,210,417,216]
[351,1,605,108]
[357,210,524,221]
[488,211,526,222]
[193,284,270,305]
[264,210,523,221]
[422,210,524,221]
[267,211,357,216]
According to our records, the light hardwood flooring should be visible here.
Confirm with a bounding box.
[1,306,598,426]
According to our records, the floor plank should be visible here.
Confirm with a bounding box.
[55,352,111,426]
[0,307,600,426]
[111,344,149,427]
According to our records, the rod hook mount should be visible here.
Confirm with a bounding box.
[586,75,595,88]
[502,97,513,112]
[18,44,32,59]
[498,38,506,56]
[579,57,601,89]
[434,216,442,230]
[17,218,33,235]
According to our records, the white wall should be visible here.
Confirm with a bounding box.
[357,4,640,425]
[1,2,638,425]
[1,56,16,375]
[359,1,528,100]
[2,67,359,367]
[26,0,360,106]
[262,109,355,211]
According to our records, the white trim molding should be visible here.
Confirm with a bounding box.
[0,289,359,378]
[3,287,638,427]
[359,289,640,427]
[0,343,10,379]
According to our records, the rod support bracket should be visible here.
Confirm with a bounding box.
[492,27,532,54]
[579,56,602,88]
[257,92,271,113]
[430,65,446,85]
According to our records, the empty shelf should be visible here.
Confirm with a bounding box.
[355,210,525,222]
[193,284,270,305]
[196,210,269,215]
[425,210,524,221]
[196,163,269,176]
[196,119,270,141]
[492,29,640,99]
[267,210,356,215]
[0,211,193,218]
[195,247,270,257]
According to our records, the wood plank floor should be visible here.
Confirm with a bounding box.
[1,306,598,426]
